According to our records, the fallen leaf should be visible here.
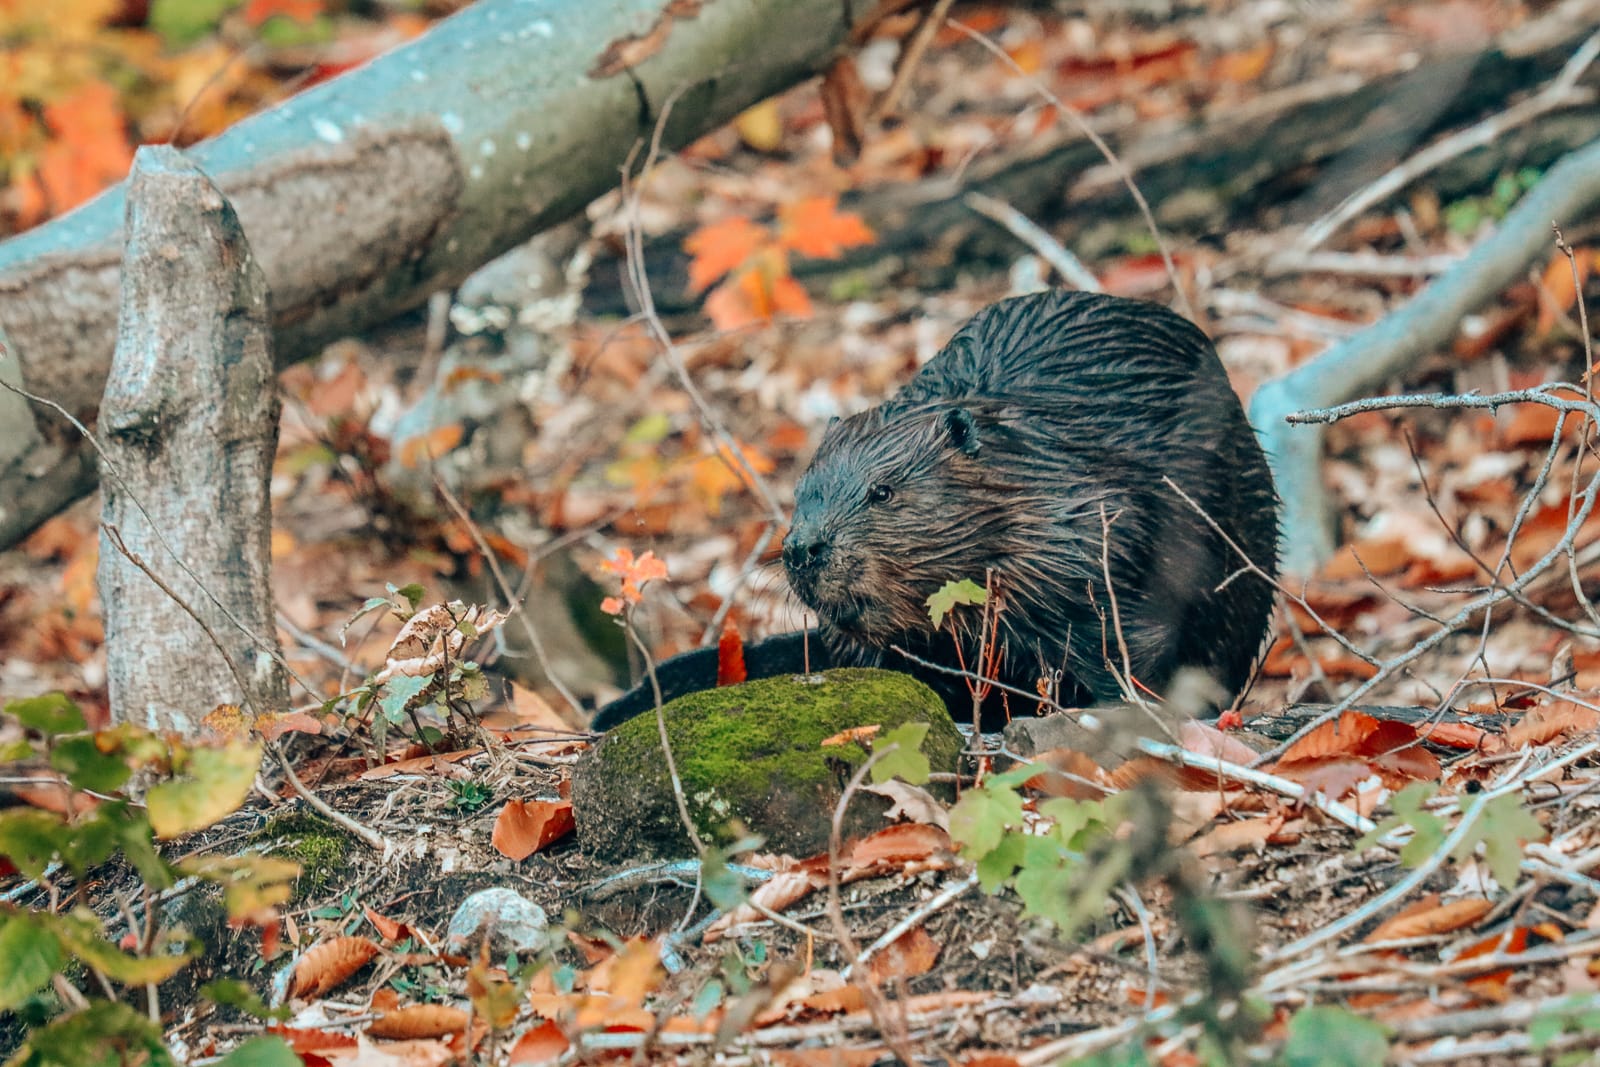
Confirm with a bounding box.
[1365,895,1491,942]
[865,926,940,982]
[491,799,575,860]
[290,936,381,999]
[367,1003,469,1040]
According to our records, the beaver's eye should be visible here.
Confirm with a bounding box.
[868,484,894,505]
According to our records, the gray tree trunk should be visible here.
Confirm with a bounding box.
[97,147,288,733]
[0,0,875,550]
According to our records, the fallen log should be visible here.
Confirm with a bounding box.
[0,0,877,550]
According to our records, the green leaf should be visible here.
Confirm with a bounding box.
[0,913,64,1012]
[378,674,432,723]
[972,832,1026,893]
[0,738,34,762]
[925,578,988,629]
[0,809,68,879]
[870,722,930,785]
[69,804,173,889]
[947,780,1026,859]
[201,980,291,1022]
[50,736,132,794]
[6,1000,175,1067]
[49,911,192,985]
[624,412,673,445]
[148,0,235,47]
[146,742,262,839]
[390,582,427,610]
[691,978,724,1019]
[1281,1005,1390,1067]
[215,1037,302,1067]
[1464,793,1545,889]
[179,855,300,921]
[5,693,86,736]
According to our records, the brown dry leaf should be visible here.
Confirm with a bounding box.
[847,823,953,870]
[863,779,948,828]
[819,56,865,164]
[1506,701,1600,749]
[1456,926,1531,1003]
[1320,535,1412,580]
[1025,748,1113,799]
[290,936,381,999]
[504,684,572,730]
[1416,721,1490,750]
[373,603,508,685]
[1273,711,1440,789]
[865,926,940,983]
[358,748,477,781]
[366,1004,469,1040]
[1365,895,1492,943]
[396,423,464,469]
[1536,247,1588,338]
[821,725,881,747]
[491,799,575,860]
[587,9,676,77]
[506,1020,568,1065]
[321,1035,457,1067]
[771,1049,886,1067]
[1190,814,1283,859]
[362,906,409,943]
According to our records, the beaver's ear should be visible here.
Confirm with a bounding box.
[943,408,980,456]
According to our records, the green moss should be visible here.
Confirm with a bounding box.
[574,668,963,860]
[250,812,353,900]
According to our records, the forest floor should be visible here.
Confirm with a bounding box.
[5,0,1600,1064]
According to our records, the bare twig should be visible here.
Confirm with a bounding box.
[948,18,1193,321]
[963,192,1102,292]
[1298,29,1600,250]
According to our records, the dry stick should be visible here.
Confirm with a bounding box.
[1555,225,1600,630]
[101,524,391,853]
[700,521,778,644]
[963,191,1103,293]
[430,472,584,714]
[620,98,786,528]
[1265,737,1600,967]
[949,18,1193,322]
[1114,883,1161,1003]
[620,613,709,935]
[869,0,957,122]
[1298,29,1600,251]
[1252,388,1600,761]
[841,870,979,981]
[0,374,318,701]
[824,748,918,1065]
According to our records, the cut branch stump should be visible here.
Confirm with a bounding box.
[97,146,288,734]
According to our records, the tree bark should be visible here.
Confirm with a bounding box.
[97,147,288,734]
[0,0,876,550]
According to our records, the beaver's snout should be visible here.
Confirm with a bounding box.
[781,522,832,572]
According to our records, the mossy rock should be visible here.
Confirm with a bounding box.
[572,668,963,862]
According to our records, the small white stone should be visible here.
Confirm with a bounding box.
[312,118,343,144]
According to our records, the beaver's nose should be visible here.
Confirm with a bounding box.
[783,528,831,571]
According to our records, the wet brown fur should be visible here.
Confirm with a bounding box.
[783,289,1279,710]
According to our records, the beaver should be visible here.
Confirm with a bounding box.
[593,289,1278,729]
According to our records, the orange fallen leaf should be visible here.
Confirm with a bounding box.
[776,196,875,260]
[1506,700,1600,748]
[685,215,768,293]
[363,906,409,943]
[865,925,940,983]
[367,1003,469,1040]
[397,423,465,469]
[506,1019,569,1065]
[822,725,881,747]
[1365,895,1492,943]
[492,799,575,860]
[289,936,381,999]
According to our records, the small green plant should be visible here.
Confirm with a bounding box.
[0,692,299,1067]
[1357,782,1544,888]
[446,779,495,813]
[340,584,508,755]
[947,762,1125,935]
[1529,994,1600,1065]
[1443,167,1542,235]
